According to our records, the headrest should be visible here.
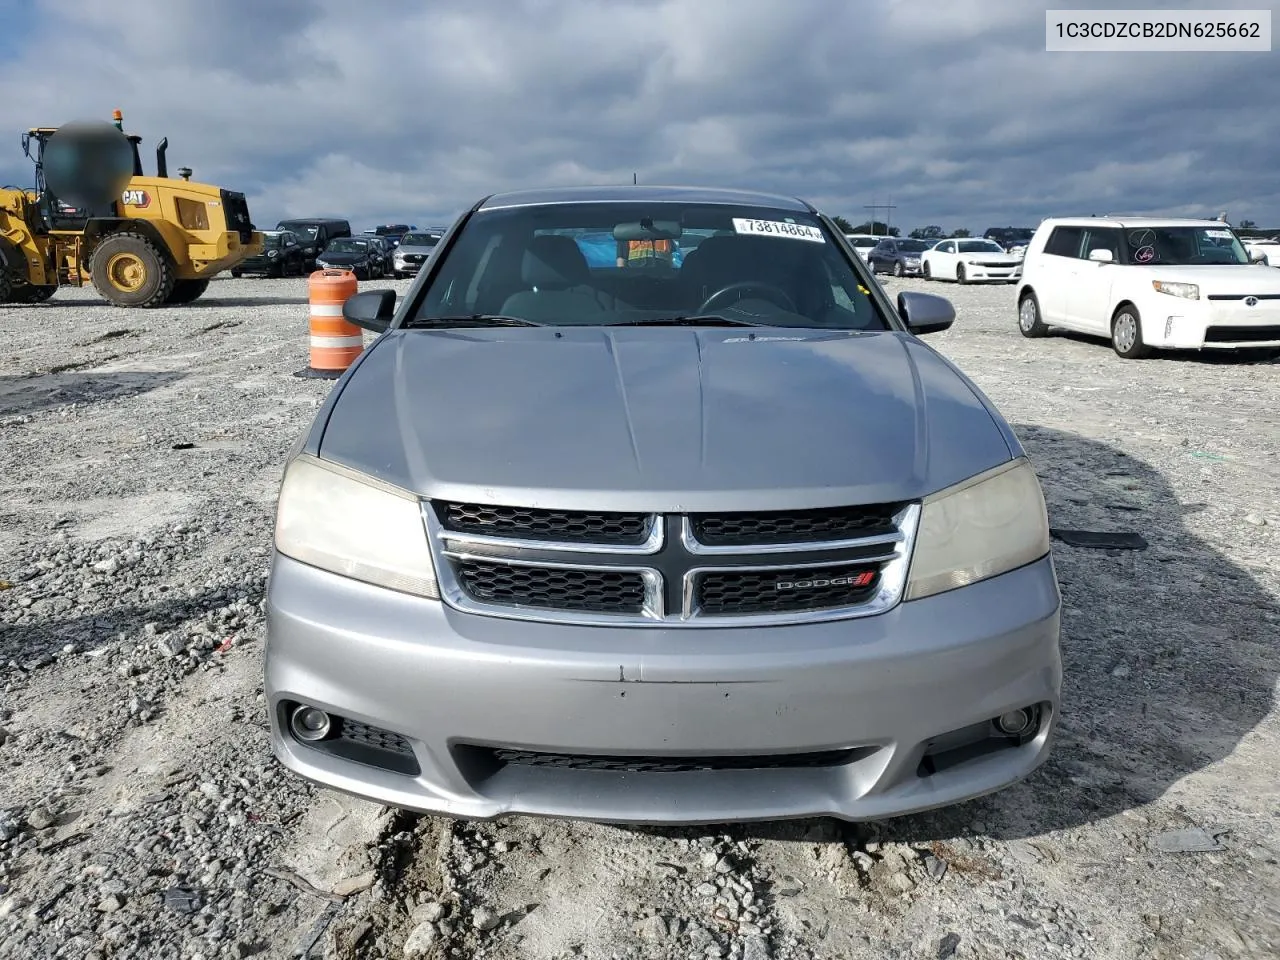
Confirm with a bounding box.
[522,235,589,289]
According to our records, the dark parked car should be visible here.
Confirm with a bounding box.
[371,224,416,248]
[983,227,1036,252]
[363,236,395,277]
[868,237,932,276]
[276,218,353,271]
[232,229,306,278]
[315,237,380,280]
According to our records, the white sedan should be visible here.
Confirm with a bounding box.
[922,238,1023,283]
[1243,237,1280,266]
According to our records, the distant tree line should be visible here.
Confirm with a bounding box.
[827,215,973,238]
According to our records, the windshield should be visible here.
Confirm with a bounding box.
[282,225,319,241]
[263,234,283,249]
[958,240,1005,253]
[414,202,888,330]
[897,240,930,252]
[1124,226,1248,265]
[851,237,878,248]
[326,239,369,254]
[401,233,438,246]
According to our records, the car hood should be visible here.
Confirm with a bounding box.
[316,327,1016,512]
[1130,264,1280,294]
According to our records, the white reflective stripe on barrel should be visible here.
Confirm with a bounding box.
[310,334,364,349]
[309,303,345,317]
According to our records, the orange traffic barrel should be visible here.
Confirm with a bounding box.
[294,269,363,379]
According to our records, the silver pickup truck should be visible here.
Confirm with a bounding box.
[265,185,1062,825]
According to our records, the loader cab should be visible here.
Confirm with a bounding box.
[24,124,173,233]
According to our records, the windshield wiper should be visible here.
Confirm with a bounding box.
[405,314,543,328]
[607,315,767,328]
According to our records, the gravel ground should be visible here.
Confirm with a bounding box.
[0,274,1277,960]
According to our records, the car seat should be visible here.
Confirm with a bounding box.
[500,235,608,323]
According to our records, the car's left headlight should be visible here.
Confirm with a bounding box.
[1152,281,1199,300]
[275,455,439,599]
[905,458,1050,601]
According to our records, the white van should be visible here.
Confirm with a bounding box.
[1015,217,1280,358]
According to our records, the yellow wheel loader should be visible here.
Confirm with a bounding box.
[0,111,263,307]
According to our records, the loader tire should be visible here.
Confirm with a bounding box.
[12,285,56,304]
[0,269,13,304]
[165,279,210,305]
[90,231,175,308]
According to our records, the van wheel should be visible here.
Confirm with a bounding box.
[90,231,174,307]
[1018,292,1049,338]
[1111,305,1151,359]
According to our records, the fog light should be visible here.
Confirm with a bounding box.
[995,708,1033,737]
[290,705,332,742]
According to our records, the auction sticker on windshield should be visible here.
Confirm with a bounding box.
[1205,229,1233,238]
[732,218,825,242]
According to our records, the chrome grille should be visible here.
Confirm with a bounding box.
[428,501,920,627]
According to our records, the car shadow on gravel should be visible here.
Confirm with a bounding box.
[624,424,1277,846]
[0,371,183,417]
[0,583,253,664]
[1051,330,1278,363]
[192,297,311,307]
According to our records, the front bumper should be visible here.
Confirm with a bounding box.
[236,256,283,275]
[964,264,1022,282]
[1149,301,1280,350]
[265,553,1061,824]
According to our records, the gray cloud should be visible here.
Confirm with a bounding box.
[1,0,1276,234]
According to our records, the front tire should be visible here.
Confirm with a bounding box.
[90,231,174,308]
[12,284,56,304]
[1111,304,1151,359]
[1018,292,1049,338]
[893,261,904,277]
[166,279,210,305]
[956,264,967,284]
[922,262,932,280]
[231,269,243,278]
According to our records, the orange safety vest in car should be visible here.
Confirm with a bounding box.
[623,238,673,264]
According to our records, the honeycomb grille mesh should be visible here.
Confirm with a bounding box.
[456,559,646,614]
[487,747,868,773]
[338,719,414,756]
[697,564,881,615]
[442,502,650,544]
[690,505,901,546]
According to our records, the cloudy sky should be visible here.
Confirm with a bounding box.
[1,0,1277,234]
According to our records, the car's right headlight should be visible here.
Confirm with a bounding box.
[905,458,1050,601]
[274,455,439,599]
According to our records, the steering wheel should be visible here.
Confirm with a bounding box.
[697,281,798,316]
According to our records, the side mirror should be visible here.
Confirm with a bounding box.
[343,289,396,333]
[1088,248,1114,262]
[897,291,955,335]
[1249,250,1266,263]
